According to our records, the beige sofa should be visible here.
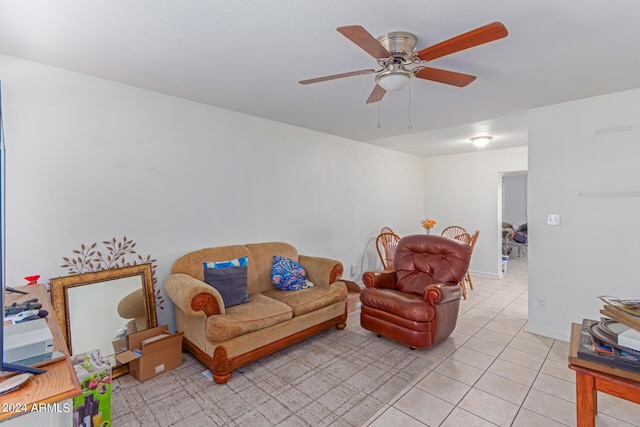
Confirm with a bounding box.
[164,242,347,384]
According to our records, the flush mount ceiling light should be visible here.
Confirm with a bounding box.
[375,68,413,92]
[471,136,493,148]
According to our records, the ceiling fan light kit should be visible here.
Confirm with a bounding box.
[299,22,508,106]
[471,136,493,147]
[376,69,412,91]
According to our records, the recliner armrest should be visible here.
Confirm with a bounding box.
[362,271,397,289]
[425,283,462,306]
[164,273,225,317]
[298,255,344,287]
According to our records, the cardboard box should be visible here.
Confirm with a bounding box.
[115,324,183,381]
[342,280,362,313]
[71,350,111,427]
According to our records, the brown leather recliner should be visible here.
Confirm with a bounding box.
[360,234,472,349]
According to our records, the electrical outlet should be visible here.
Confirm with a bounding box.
[546,214,561,226]
[536,297,547,310]
[350,265,358,276]
[355,301,362,310]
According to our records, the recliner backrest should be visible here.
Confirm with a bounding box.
[393,234,472,295]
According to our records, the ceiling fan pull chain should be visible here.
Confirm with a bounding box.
[377,100,381,128]
[408,79,412,129]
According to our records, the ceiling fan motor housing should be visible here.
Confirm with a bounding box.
[376,31,417,62]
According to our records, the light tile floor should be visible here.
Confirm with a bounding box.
[356,256,640,427]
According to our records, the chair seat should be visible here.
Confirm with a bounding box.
[360,287,435,323]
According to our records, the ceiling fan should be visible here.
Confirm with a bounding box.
[299,22,508,104]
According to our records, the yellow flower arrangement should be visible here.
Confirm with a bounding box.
[421,218,437,229]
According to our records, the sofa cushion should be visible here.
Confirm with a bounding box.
[261,282,347,316]
[203,266,250,308]
[271,255,313,291]
[360,287,435,322]
[206,293,293,342]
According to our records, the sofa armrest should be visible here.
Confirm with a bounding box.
[164,273,225,317]
[362,271,397,290]
[298,255,343,287]
[425,283,462,306]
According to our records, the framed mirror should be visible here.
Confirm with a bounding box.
[50,264,157,378]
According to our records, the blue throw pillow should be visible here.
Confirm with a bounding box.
[203,256,248,269]
[271,255,314,291]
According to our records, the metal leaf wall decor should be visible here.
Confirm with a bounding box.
[60,236,165,310]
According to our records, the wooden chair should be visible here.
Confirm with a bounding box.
[376,231,400,271]
[441,225,468,239]
[380,226,395,234]
[463,230,480,291]
[452,232,471,299]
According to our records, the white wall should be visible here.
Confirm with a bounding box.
[0,54,425,327]
[424,148,528,278]
[503,174,527,228]
[528,88,640,341]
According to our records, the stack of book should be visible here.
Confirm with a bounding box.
[571,297,640,374]
[599,296,640,352]
[576,318,640,374]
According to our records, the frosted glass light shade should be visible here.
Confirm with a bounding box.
[377,73,410,91]
[471,136,492,147]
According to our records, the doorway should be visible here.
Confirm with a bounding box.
[501,171,528,271]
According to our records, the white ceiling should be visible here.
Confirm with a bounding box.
[1,1,640,157]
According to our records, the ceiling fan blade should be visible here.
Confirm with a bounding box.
[365,85,386,104]
[416,21,508,61]
[337,25,391,59]
[299,69,375,85]
[415,67,477,87]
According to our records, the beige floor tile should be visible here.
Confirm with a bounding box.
[546,345,569,363]
[393,388,454,426]
[598,392,640,425]
[474,372,530,405]
[540,358,576,383]
[484,319,523,336]
[435,358,485,386]
[463,336,506,357]
[512,408,567,427]
[475,328,515,346]
[553,339,570,351]
[416,371,471,405]
[515,329,555,347]
[440,407,499,426]
[450,346,497,370]
[507,336,552,357]
[531,372,576,403]
[367,406,427,427]
[595,412,640,426]
[455,320,484,335]
[499,347,545,371]
[458,388,520,427]
[522,388,575,426]
[487,359,538,386]
[430,339,462,357]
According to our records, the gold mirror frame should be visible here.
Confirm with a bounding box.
[50,264,157,378]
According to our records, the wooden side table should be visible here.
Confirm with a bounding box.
[568,322,640,427]
[0,284,81,424]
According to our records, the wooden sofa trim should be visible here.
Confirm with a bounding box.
[329,263,344,284]
[183,308,348,384]
[191,292,221,316]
